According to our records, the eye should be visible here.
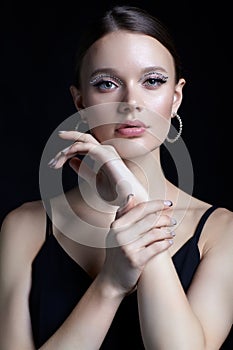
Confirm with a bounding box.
[93,79,118,91]
[142,72,168,89]
[143,77,167,88]
[90,74,123,92]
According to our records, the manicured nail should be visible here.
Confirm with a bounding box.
[48,158,57,168]
[164,200,173,207]
[48,158,55,166]
[126,193,134,203]
[60,146,70,155]
[168,239,174,245]
[171,217,177,225]
[58,130,67,134]
[118,194,134,211]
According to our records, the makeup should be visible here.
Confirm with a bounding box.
[89,73,123,86]
[116,120,147,137]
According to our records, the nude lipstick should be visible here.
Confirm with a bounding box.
[116,120,147,137]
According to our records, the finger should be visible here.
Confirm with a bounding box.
[112,200,173,229]
[114,212,175,246]
[48,140,94,169]
[116,194,136,219]
[58,130,99,145]
[69,157,81,173]
[68,141,99,156]
[136,239,173,266]
[48,148,79,169]
[48,146,71,168]
[129,228,175,250]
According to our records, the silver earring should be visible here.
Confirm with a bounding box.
[166,112,183,143]
[74,118,82,131]
[74,117,88,131]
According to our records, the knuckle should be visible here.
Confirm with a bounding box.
[115,231,125,246]
[110,220,119,231]
[130,254,141,268]
[159,214,172,226]
[146,229,157,241]
[121,243,132,256]
[147,213,159,226]
[147,240,169,255]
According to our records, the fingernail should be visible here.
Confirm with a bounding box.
[48,159,57,168]
[126,193,134,203]
[168,239,174,245]
[171,217,177,225]
[58,130,67,134]
[60,146,70,155]
[119,194,134,209]
[48,158,55,166]
[164,200,173,207]
[171,231,176,237]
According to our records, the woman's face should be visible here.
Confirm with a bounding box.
[72,30,185,158]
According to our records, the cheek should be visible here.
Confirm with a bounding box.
[82,86,117,107]
[147,93,174,119]
[90,125,114,143]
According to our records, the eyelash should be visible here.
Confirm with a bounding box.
[90,75,123,91]
[90,73,168,92]
[143,76,168,88]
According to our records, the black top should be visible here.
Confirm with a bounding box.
[29,202,218,349]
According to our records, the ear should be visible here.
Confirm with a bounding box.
[69,85,85,110]
[172,78,186,115]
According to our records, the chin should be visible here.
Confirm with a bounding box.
[102,137,160,160]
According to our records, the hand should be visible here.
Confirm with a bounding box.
[100,198,175,296]
[48,130,148,208]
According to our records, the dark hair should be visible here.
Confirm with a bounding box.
[74,5,182,87]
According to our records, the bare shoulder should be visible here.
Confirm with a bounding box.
[0,200,47,266]
[207,206,233,236]
[202,205,233,254]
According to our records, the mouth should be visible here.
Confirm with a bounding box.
[115,120,147,137]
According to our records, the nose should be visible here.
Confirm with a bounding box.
[117,101,142,114]
[117,85,143,114]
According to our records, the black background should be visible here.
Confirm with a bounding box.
[1,0,232,220]
[0,0,232,346]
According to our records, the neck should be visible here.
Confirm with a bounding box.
[123,148,166,199]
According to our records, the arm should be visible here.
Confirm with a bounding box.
[137,209,233,350]
[0,206,124,350]
[41,275,124,350]
[0,199,175,349]
[0,206,40,350]
[43,199,176,350]
[50,130,149,206]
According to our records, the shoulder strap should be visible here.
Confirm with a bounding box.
[42,198,53,239]
[193,205,218,243]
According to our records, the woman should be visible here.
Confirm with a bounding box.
[0,5,232,349]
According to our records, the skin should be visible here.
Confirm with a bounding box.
[0,30,233,350]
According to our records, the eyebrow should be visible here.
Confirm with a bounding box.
[141,66,169,75]
[89,66,168,79]
[89,68,119,79]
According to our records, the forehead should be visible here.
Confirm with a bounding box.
[81,30,175,79]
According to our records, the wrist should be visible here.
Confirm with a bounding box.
[144,250,171,272]
[94,273,126,301]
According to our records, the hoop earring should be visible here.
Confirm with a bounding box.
[74,116,88,131]
[74,118,82,131]
[166,112,183,143]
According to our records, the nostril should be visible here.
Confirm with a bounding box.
[117,102,142,114]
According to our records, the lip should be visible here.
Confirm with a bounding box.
[116,120,147,137]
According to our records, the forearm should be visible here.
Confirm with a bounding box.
[40,275,124,350]
[137,251,205,350]
[103,159,148,204]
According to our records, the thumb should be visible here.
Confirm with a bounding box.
[116,194,136,219]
